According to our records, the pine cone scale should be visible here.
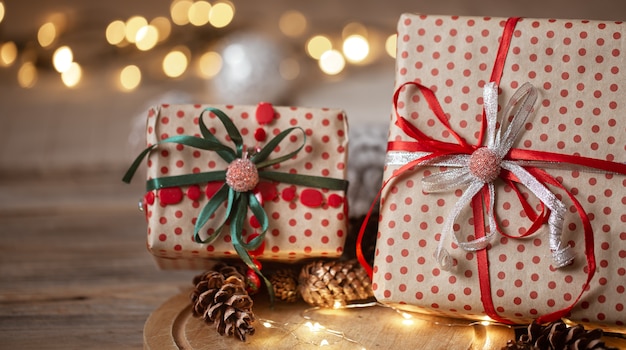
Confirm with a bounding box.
[190,263,255,342]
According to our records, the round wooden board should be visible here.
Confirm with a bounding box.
[144,290,626,349]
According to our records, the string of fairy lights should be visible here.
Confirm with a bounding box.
[0,0,398,92]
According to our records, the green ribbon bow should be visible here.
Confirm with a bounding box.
[123,107,348,304]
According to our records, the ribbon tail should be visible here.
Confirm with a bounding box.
[193,184,232,243]
[501,162,574,267]
[243,192,269,250]
[436,181,484,270]
[229,193,275,305]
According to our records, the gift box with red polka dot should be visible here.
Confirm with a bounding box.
[142,104,349,270]
[372,14,626,332]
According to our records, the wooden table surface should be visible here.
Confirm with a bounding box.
[1,174,624,349]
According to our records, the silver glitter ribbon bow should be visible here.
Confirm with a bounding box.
[386,82,574,271]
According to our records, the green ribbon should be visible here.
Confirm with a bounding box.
[123,107,349,304]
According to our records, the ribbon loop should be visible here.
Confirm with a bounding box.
[124,106,349,305]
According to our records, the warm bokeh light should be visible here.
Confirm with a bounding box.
[279,58,300,80]
[385,34,397,58]
[163,49,188,78]
[171,0,192,26]
[125,16,148,43]
[318,49,345,75]
[0,41,17,67]
[135,25,159,51]
[342,34,369,63]
[306,35,332,60]
[61,62,82,88]
[52,46,73,73]
[150,17,172,42]
[209,2,234,28]
[106,20,126,45]
[342,22,368,39]
[17,62,37,88]
[0,2,4,24]
[279,10,307,38]
[119,65,141,91]
[197,51,222,78]
[188,1,211,26]
[37,22,57,48]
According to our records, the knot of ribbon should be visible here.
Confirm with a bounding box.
[390,82,573,271]
[123,107,348,304]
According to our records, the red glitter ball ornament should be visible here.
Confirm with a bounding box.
[225,158,259,192]
[468,147,502,183]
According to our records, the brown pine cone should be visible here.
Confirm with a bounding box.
[190,264,255,342]
[269,269,299,302]
[298,259,374,308]
[501,320,618,350]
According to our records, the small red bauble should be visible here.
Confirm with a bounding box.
[245,268,261,295]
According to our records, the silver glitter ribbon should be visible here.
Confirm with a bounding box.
[387,82,574,271]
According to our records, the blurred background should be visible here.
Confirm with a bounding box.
[0,0,624,179]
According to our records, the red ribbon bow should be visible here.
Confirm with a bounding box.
[357,17,626,324]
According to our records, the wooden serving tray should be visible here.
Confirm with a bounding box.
[144,289,514,349]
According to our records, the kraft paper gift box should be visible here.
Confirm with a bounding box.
[125,103,349,270]
[369,14,626,331]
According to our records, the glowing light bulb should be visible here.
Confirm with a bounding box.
[61,62,81,87]
[0,2,4,24]
[188,1,211,26]
[171,0,193,26]
[17,62,37,88]
[342,34,369,63]
[197,51,222,78]
[318,49,345,75]
[125,16,148,43]
[52,46,73,73]
[163,49,188,78]
[209,2,234,28]
[135,25,158,51]
[106,20,126,45]
[385,34,397,58]
[37,22,57,48]
[119,65,141,91]
[0,41,17,67]
[306,35,332,60]
[279,10,306,37]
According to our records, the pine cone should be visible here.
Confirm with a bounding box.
[298,259,374,308]
[501,320,618,350]
[190,264,256,342]
[270,269,299,302]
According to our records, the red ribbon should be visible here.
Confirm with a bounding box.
[356,16,626,324]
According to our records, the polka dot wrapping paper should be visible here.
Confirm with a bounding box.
[142,104,349,270]
[372,14,626,332]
